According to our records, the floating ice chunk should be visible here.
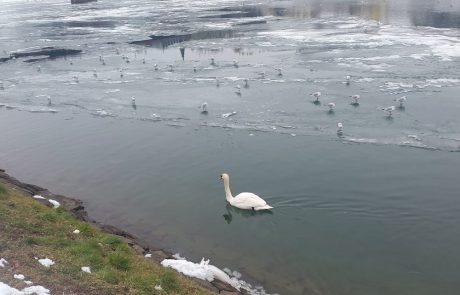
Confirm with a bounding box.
[0,258,8,268]
[38,258,55,268]
[161,258,239,289]
[33,195,46,200]
[144,253,152,258]
[14,274,25,280]
[221,112,237,118]
[73,229,80,234]
[81,266,91,273]
[407,135,421,141]
[48,199,60,208]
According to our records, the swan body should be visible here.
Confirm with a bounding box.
[220,173,273,211]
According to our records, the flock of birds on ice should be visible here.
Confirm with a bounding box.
[1,48,409,137]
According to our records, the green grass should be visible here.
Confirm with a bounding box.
[0,183,8,200]
[0,185,212,295]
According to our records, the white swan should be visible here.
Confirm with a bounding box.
[220,173,273,211]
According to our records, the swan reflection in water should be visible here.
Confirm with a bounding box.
[222,204,274,224]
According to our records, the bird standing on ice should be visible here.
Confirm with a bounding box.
[276,68,283,77]
[350,94,360,105]
[201,102,208,114]
[311,91,321,102]
[394,96,407,108]
[220,173,273,211]
[345,75,351,85]
[382,106,395,116]
[327,102,336,112]
[337,122,343,135]
[233,60,239,68]
[235,85,241,96]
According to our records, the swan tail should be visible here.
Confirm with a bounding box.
[255,205,274,211]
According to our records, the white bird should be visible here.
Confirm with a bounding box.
[276,68,283,77]
[382,106,395,116]
[220,173,273,211]
[233,60,239,68]
[311,91,321,101]
[0,82,4,90]
[243,78,249,88]
[120,69,124,78]
[394,96,407,107]
[101,58,106,66]
[215,78,220,87]
[169,64,174,72]
[327,102,336,111]
[73,76,79,83]
[193,66,197,73]
[93,69,98,78]
[201,102,208,113]
[47,96,52,106]
[345,75,351,85]
[131,97,136,105]
[142,57,146,64]
[154,64,158,71]
[337,122,343,134]
[210,58,216,66]
[37,66,41,72]
[235,85,241,96]
[350,94,360,105]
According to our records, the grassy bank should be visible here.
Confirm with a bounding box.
[0,183,212,294]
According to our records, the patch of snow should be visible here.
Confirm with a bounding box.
[154,285,163,291]
[33,195,46,200]
[13,274,25,280]
[48,199,60,208]
[0,258,8,268]
[144,254,152,258]
[72,229,80,234]
[38,258,55,268]
[24,281,33,285]
[81,266,91,273]
[172,253,185,260]
[0,282,50,295]
[161,258,238,289]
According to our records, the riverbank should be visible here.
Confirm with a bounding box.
[0,169,246,295]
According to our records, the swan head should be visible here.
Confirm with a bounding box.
[220,173,229,181]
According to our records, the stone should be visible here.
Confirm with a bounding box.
[211,279,239,292]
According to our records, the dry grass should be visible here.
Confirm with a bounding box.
[0,183,212,295]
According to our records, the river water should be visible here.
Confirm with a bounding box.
[1,0,460,294]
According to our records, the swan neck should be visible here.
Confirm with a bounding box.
[223,178,233,202]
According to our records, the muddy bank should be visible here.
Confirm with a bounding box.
[0,168,246,295]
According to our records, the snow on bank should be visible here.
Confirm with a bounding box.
[48,199,60,209]
[162,258,237,288]
[0,258,8,268]
[33,195,60,209]
[0,282,50,295]
[161,256,276,295]
[38,258,55,268]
